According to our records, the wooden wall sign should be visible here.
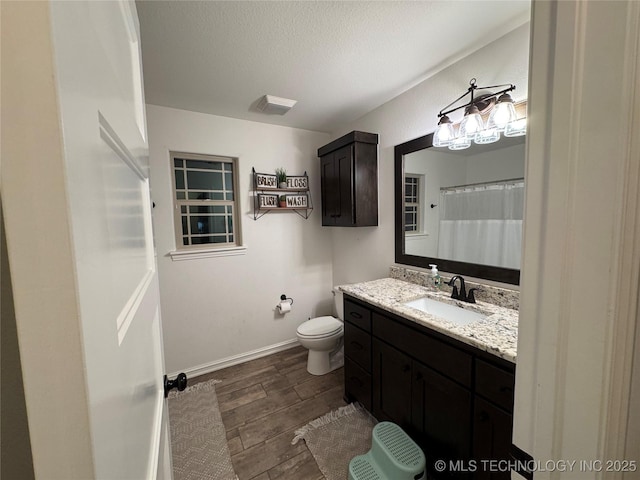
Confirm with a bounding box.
[286,176,308,189]
[255,173,277,189]
[285,194,308,208]
[258,194,279,207]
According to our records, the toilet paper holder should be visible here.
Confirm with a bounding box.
[277,294,294,314]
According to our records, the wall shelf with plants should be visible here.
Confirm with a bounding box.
[252,167,313,220]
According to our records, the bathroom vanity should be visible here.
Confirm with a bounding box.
[341,278,518,480]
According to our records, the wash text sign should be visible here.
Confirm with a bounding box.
[285,194,308,208]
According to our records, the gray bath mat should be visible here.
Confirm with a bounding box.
[168,379,237,480]
[292,403,377,480]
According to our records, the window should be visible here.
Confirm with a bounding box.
[171,152,241,250]
[404,175,421,233]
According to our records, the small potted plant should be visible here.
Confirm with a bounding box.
[275,168,287,189]
[279,195,287,207]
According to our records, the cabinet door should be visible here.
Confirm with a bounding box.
[372,339,412,427]
[320,145,353,226]
[412,361,472,479]
[321,154,338,225]
[334,144,354,226]
[473,397,513,480]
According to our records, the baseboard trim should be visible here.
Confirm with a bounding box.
[168,338,301,379]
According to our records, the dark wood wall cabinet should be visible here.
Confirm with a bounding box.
[318,131,378,227]
[343,295,515,479]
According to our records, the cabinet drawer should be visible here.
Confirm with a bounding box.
[372,312,472,387]
[345,322,371,372]
[345,357,372,411]
[344,299,372,332]
[475,360,515,412]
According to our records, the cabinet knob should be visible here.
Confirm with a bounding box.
[402,364,410,373]
[499,386,513,394]
[415,372,423,381]
[350,376,363,387]
[350,341,363,350]
[478,411,490,422]
[349,311,363,319]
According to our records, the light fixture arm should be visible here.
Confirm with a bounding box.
[437,78,515,118]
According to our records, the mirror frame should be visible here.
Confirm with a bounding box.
[394,133,521,285]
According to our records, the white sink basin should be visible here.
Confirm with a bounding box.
[403,297,486,326]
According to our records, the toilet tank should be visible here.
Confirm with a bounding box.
[332,288,344,320]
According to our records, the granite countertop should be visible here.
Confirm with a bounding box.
[339,278,518,363]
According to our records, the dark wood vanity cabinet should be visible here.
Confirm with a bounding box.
[343,295,515,479]
[318,131,378,227]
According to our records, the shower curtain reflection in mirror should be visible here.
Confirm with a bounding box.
[436,179,524,269]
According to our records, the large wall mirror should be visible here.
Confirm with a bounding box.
[394,132,525,285]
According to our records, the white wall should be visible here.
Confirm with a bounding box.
[327,23,530,285]
[147,105,332,374]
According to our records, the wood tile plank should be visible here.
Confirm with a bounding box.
[294,368,343,400]
[231,429,308,480]
[267,450,323,480]
[237,395,332,449]
[221,387,300,431]
[227,435,244,456]
[316,383,347,408]
[219,383,267,413]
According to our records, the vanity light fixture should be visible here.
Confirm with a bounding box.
[433,78,525,150]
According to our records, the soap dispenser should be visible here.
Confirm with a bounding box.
[429,264,442,289]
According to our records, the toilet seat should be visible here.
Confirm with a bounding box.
[297,316,342,338]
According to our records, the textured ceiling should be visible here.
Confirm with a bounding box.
[137,1,530,133]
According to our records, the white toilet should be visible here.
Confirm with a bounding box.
[296,290,344,375]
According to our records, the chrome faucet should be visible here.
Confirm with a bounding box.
[447,276,478,303]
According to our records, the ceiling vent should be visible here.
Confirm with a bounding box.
[256,95,297,115]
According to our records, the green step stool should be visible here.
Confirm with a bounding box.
[349,421,425,480]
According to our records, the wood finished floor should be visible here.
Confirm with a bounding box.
[191,346,346,480]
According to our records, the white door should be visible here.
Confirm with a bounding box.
[2,1,171,478]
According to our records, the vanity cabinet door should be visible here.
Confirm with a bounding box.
[372,339,412,428]
[473,397,513,480]
[412,361,472,479]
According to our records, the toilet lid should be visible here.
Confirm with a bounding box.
[297,316,343,338]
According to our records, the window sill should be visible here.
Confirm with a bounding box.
[168,245,247,261]
[405,232,429,238]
